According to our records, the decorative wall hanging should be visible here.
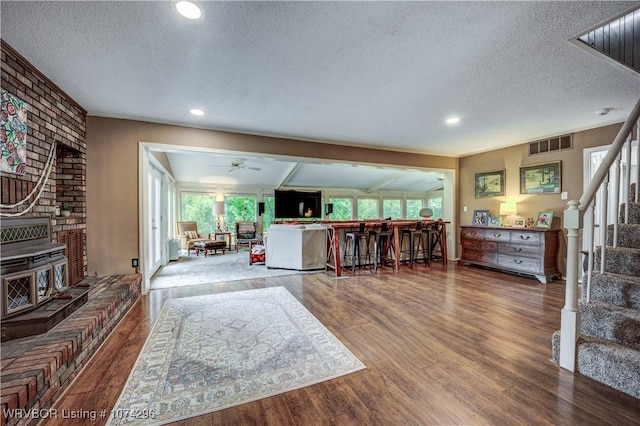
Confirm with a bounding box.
[1,89,28,175]
[519,161,561,194]
[475,170,505,198]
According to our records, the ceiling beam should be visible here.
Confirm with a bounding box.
[276,163,302,189]
[366,171,407,192]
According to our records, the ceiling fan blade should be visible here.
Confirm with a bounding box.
[247,167,262,171]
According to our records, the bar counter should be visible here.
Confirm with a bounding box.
[319,219,448,277]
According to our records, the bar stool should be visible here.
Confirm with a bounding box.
[429,221,446,264]
[400,221,425,268]
[343,223,373,274]
[422,221,446,265]
[373,222,395,272]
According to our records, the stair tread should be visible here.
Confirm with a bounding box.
[578,333,640,354]
[580,300,640,317]
[592,271,640,282]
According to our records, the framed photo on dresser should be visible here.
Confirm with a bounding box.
[472,210,490,226]
[536,211,554,229]
[512,217,526,228]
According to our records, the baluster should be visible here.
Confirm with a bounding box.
[600,173,609,272]
[624,135,632,223]
[585,202,595,303]
[612,153,621,249]
[636,119,640,203]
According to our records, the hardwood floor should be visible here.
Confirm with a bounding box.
[50,263,640,425]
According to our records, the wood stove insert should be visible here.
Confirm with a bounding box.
[0,216,89,341]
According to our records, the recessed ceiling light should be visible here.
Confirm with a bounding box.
[445,117,460,124]
[190,109,204,116]
[176,1,202,19]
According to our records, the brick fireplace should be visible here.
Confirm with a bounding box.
[1,40,87,281]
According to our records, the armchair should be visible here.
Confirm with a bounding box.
[176,221,208,256]
[235,221,260,251]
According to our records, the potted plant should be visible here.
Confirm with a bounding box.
[60,203,71,217]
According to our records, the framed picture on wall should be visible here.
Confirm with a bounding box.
[475,170,505,198]
[472,209,490,226]
[520,161,561,194]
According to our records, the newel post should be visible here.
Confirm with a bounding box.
[560,200,582,371]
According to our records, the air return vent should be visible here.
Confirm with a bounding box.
[529,134,572,156]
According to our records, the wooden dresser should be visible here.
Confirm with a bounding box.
[459,225,561,283]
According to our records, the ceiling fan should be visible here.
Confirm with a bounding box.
[212,160,262,173]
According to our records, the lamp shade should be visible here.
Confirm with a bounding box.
[212,201,225,215]
[419,208,434,218]
[499,202,517,216]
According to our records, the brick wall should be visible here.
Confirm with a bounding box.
[1,40,87,274]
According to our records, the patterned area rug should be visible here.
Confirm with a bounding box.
[150,251,319,290]
[108,287,365,425]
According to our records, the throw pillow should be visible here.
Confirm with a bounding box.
[185,230,197,239]
[251,244,265,254]
[244,232,255,239]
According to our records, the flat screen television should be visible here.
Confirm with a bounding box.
[274,190,322,219]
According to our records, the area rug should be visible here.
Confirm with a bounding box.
[150,251,320,290]
[108,287,365,425]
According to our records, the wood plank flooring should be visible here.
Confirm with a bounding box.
[50,263,640,425]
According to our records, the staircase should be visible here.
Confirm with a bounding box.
[552,183,640,398]
[552,6,640,398]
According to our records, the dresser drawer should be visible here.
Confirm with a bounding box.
[498,243,539,257]
[510,231,541,246]
[498,254,540,273]
[462,241,497,251]
[461,228,484,241]
[462,249,498,264]
[483,230,510,242]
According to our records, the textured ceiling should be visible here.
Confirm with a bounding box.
[1,1,639,189]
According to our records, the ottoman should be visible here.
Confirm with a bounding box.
[193,240,227,256]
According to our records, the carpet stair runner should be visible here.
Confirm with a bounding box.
[553,183,640,399]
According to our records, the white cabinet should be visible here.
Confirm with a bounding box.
[265,225,326,270]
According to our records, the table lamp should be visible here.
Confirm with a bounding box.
[499,202,518,226]
[213,201,225,232]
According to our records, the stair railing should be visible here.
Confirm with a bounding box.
[560,97,640,371]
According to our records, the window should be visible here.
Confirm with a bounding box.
[328,197,353,221]
[357,198,379,220]
[428,196,443,219]
[224,195,256,231]
[406,199,424,219]
[181,193,216,234]
[383,199,401,219]
[262,196,275,231]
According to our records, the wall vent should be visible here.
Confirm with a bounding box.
[529,134,572,156]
